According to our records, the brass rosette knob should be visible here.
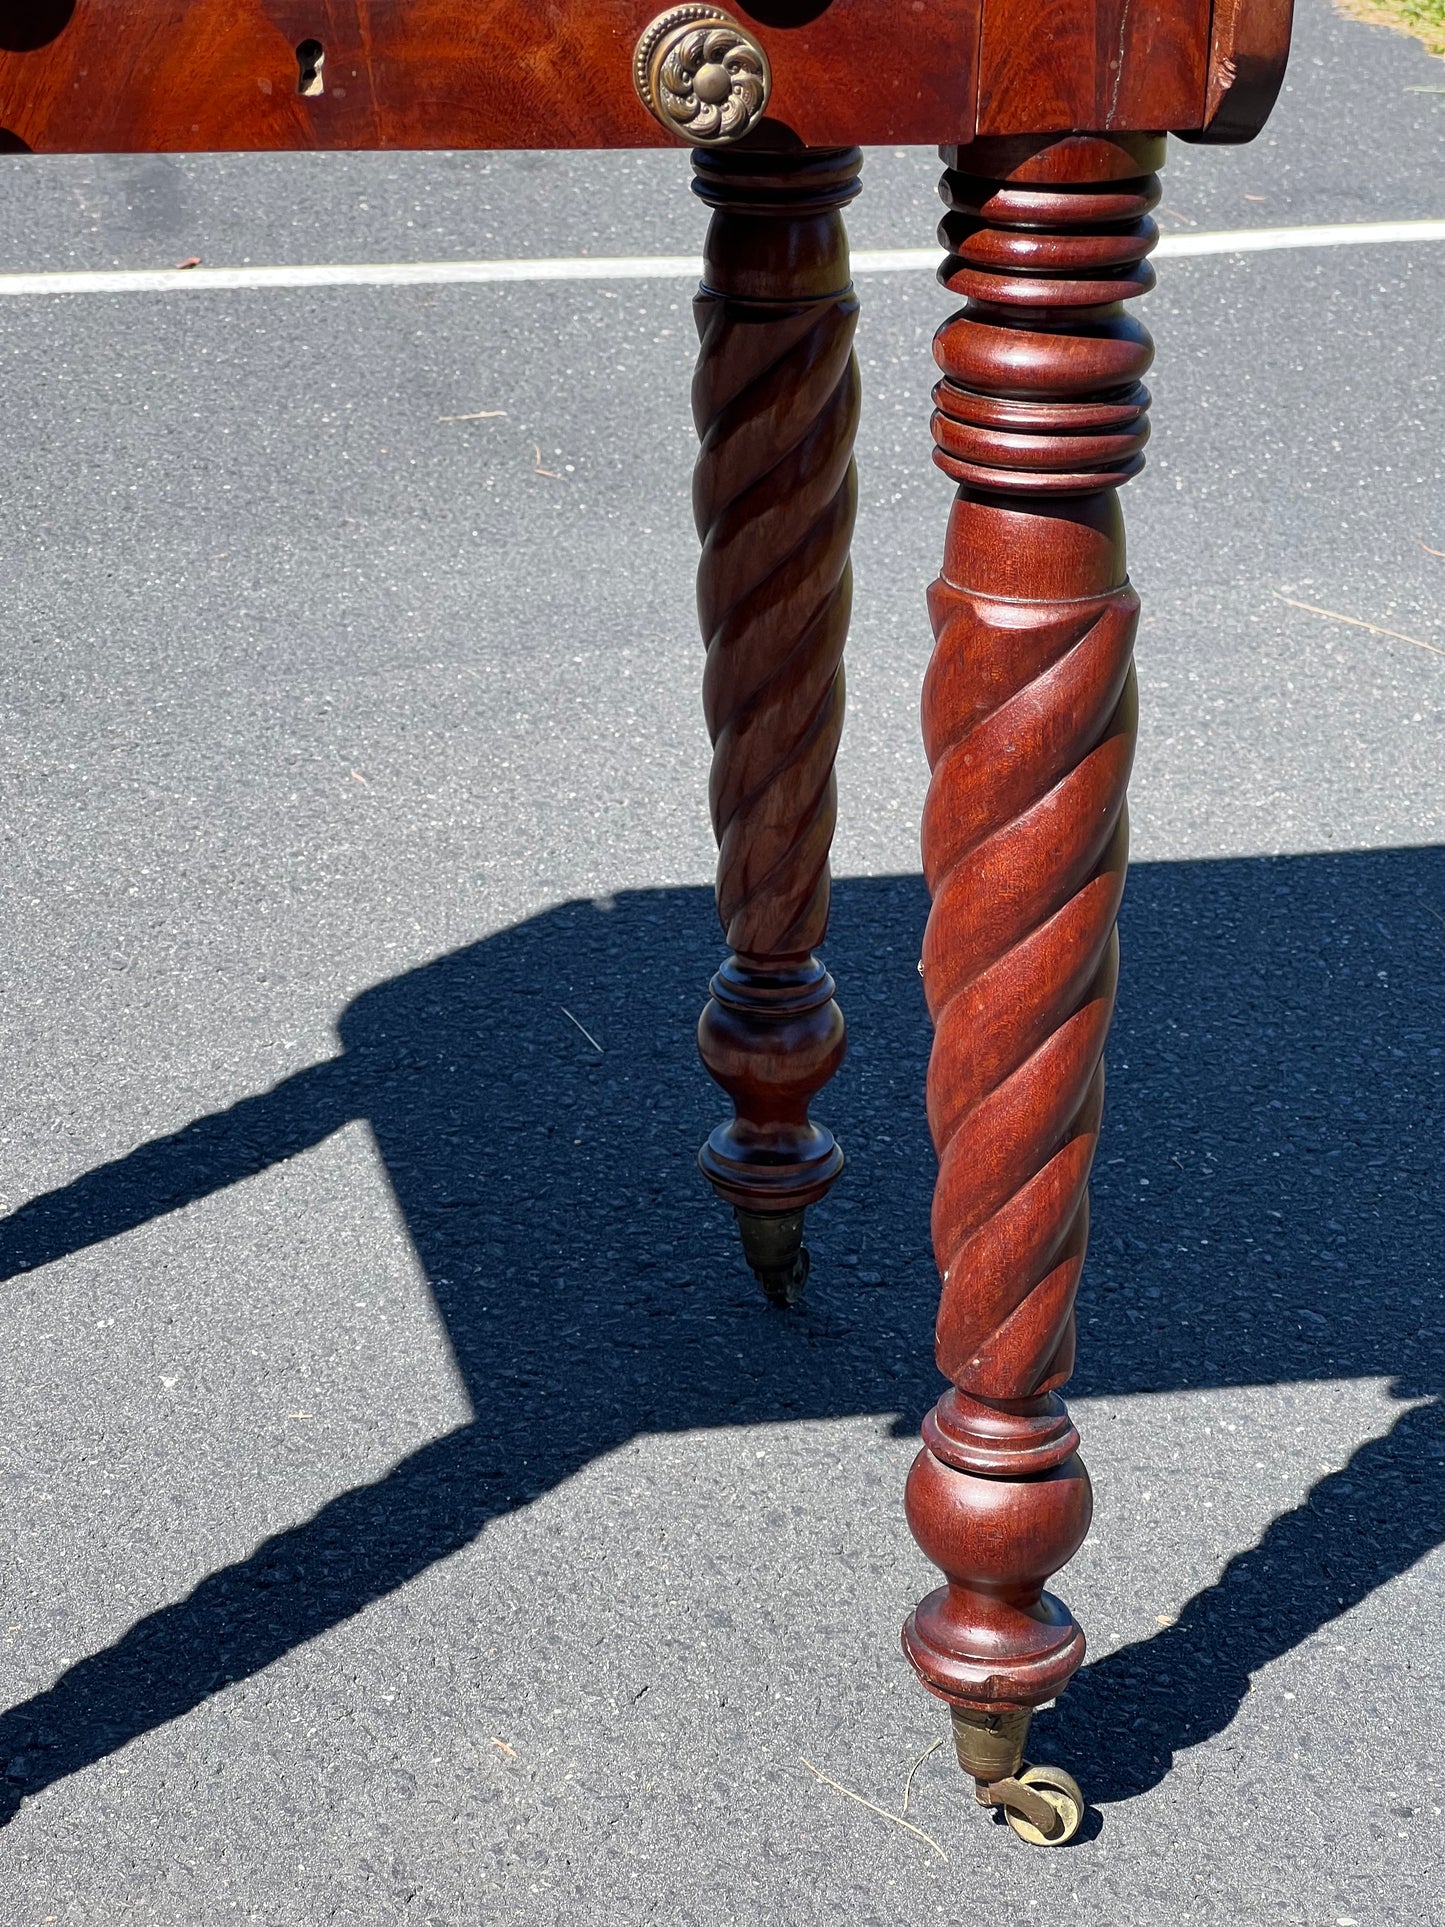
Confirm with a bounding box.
[634,6,771,146]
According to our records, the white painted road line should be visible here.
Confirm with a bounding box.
[0,220,1441,297]
[0,256,708,295]
[1153,218,1445,258]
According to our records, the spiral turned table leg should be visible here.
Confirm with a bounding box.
[690,147,860,1306]
[901,132,1162,1840]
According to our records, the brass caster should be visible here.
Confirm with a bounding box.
[734,1206,810,1307]
[991,1764,1085,1847]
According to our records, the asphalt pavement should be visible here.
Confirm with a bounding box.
[1,1,1443,1922]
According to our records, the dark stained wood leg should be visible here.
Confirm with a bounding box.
[901,131,1162,1838]
[690,146,861,1306]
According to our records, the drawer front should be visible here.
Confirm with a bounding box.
[0,0,981,152]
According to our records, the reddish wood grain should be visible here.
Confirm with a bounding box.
[0,0,1296,152]
[976,0,1211,135]
[902,132,1161,1724]
[0,0,979,152]
[691,147,860,1303]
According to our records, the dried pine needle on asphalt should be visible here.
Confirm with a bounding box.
[1271,590,1445,659]
[798,1754,948,1862]
[901,1735,944,1815]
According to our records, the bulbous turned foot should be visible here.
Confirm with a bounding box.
[902,1397,1092,1707]
[734,1206,811,1307]
[696,951,844,1308]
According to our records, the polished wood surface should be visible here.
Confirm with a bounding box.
[692,147,858,1304]
[977,0,1209,134]
[1188,0,1295,141]
[0,0,1291,153]
[902,130,1157,1740]
[0,0,977,151]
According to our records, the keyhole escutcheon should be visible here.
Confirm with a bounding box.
[296,39,324,95]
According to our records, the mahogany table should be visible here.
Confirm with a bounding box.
[0,0,1295,1848]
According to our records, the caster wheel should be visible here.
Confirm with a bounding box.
[1002,1764,1085,1846]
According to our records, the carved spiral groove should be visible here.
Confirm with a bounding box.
[690,149,861,1247]
[903,139,1162,1716]
[922,585,1136,1396]
[693,228,859,960]
[921,154,1157,1405]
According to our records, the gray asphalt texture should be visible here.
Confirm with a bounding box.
[1,2,1443,1921]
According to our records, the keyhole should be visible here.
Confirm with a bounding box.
[296,38,324,95]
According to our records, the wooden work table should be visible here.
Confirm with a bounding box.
[0,0,1295,1848]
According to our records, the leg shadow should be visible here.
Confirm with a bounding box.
[1,853,1441,1816]
[0,879,942,1818]
[1043,1394,1445,1801]
[0,1425,483,1822]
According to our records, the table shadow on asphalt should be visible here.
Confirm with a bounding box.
[0,848,1441,1827]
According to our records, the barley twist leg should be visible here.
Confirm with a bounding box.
[690,147,861,1305]
[901,132,1162,1836]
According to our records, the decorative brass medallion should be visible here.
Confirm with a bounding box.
[633,6,771,146]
